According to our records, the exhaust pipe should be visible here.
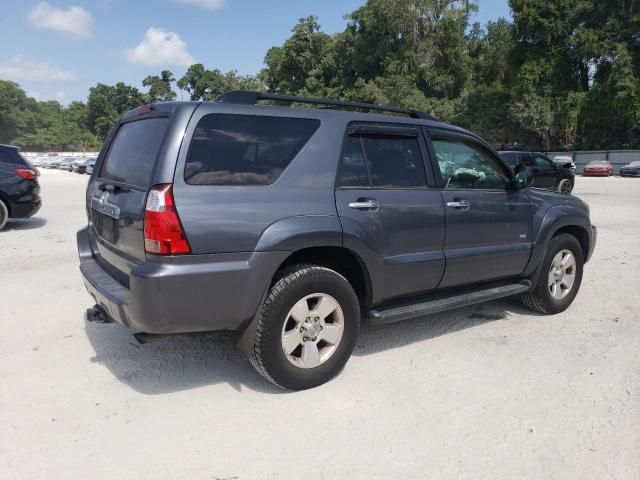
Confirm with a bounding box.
[86,304,113,324]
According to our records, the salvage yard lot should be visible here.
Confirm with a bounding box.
[1,170,639,479]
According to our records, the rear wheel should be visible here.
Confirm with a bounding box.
[0,199,8,231]
[249,265,360,390]
[522,233,583,314]
[558,179,573,195]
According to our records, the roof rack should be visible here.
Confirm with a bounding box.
[215,90,436,121]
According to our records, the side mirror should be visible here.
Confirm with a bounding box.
[513,165,534,189]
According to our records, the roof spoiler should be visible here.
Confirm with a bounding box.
[215,90,437,121]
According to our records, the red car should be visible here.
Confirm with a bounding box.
[583,161,613,177]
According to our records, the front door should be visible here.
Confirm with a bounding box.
[426,129,533,288]
[335,125,445,302]
[530,153,559,189]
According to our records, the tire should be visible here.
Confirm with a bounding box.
[0,199,8,231]
[249,264,360,391]
[557,178,573,195]
[521,233,584,314]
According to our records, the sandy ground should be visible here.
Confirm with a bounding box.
[1,170,639,480]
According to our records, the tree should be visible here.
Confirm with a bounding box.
[143,70,177,102]
[177,64,263,101]
[87,82,146,139]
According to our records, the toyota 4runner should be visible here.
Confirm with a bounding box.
[78,92,596,390]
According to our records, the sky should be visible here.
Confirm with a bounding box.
[0,0,512,104]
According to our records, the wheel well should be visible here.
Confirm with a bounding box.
[553,225,589,261]
[274,247,371,306]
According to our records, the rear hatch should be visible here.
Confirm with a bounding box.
[87,115,170,280]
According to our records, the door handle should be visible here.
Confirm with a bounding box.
[446,200,470,210]
[349,199,378,210]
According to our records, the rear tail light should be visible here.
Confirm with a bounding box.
[144,184,191,255]
[16,168,39,180]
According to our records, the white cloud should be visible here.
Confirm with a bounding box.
[28,2,93,38]
[0,55,80,82]
[171,0,224,9]
[124,27,195,67]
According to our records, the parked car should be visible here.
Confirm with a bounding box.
[0,144,41,230]
[499,151,575,194]
[552,155,576,171]
[583,160,613,177]
[620,161,640,177]
[72,157,89,173]
[79,92,596,390]
[85,157,97,175]
[59,157,76,171]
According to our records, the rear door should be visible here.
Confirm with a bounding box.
[88,116,170,276]
[425,129,532,288]
[335,123,445,301]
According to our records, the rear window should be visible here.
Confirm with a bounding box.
[184,114,320,186]
[99,118,169,188]
[0,148,29,166]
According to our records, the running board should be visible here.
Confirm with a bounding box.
[366,280,531,326]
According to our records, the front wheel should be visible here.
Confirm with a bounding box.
[249,265,360,390]
[557,179,573,195]
[521,233,584,314]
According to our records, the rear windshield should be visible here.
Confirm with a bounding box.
[184,114,320,186]
[0,148,30,167]
[99,118,169,188]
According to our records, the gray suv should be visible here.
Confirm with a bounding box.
[78,92,596,390]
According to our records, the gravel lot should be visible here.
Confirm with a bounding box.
[1,170,639,479]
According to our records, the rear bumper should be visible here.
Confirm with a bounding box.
[77,227,288,334]
[9,198,41,218]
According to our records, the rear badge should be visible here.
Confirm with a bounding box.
[91,191,121,219]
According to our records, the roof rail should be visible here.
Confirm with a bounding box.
[215,90,436,121]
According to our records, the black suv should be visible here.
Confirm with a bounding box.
[499,151,575,195]
[0,144,41,231]
[79,92,596,390]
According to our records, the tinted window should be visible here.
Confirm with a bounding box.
[520,154,534,166]
[338,137,368,187]
[432,137,511,190]
[532,154,553,168]
[185,114,320,186]
[0,148,29,166]
[501,153,519,167]
[100,118,169,188]
[363,136,427,188]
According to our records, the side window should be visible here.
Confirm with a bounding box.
[185,114,320,186]
[0,148,28,166]
[431,137,511,190]
[363,136,427,188]
[532,154,553,169]
[337,133,428,189]
[520,154,534,166]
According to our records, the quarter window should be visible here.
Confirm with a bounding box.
[431,137,511,190]
[185,114,320,186]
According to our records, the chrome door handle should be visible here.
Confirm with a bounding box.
[446,200,470,210]
[349,199,378,210]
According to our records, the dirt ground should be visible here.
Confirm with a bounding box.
[1,170,639,480]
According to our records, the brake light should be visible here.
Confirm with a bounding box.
[144,184,191,255]
[16,168,38,180]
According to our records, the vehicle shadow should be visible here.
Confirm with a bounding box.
[354,297,540,357]
[84,297,539,395]
[84,316,283,395]
[2,217,47,231]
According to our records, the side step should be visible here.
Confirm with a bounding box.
[366,280,531,326]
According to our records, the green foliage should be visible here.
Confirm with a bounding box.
[143,70,177,102]
[1,0,638,151]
